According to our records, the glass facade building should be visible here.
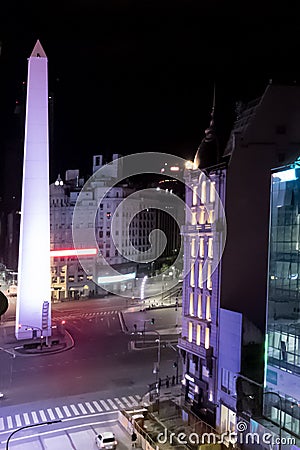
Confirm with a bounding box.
[265,157,300,439]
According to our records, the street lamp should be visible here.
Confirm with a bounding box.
[17,324,50,347]
[263,391,283,450]
[5,420,61,449]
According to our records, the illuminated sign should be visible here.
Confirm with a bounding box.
[50,248,97,257]
[98,272,136,284]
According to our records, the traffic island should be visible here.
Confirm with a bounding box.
[0,323,74,356]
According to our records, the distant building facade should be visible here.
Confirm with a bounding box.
[50,154,157,300]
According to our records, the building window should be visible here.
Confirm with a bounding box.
[191,238,196,258]
[221,368,237,396]
[207,263,212,290]
[210,181,216,203]
[197,294,202,318]
[201,181,206,204]
[191,212,197,225]
[190,262,195,287]
[206,296,211,321]
[200,237,204,258]
[199,208,205,225]
[192,185,198,206]
[208,238,213,259]
[208,209,214,224]
[205,326,210,349]
[198,262,203,289]
[196,324,201,346]
[188,322,193,343]
[189,292,194,316]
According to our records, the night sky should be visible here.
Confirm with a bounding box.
[1,1,300,184]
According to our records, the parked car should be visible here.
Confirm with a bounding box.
[95,432,118,449]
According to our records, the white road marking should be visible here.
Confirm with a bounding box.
[70,404,80,416]
[114,397,125,408]
[23,413,30,425]
[0,418,4,431]
[129,395,138,404]
[55,407,64,419]
[85,402,95,413]
[7,416,13,429]
[31,411,39,424]
[77,403,87,414]
[39,410,47,422]
[47,409,55,420]
[99,400,110,411]
[63,406,71,417]
[121,396,132,407]
[92,401,103,412]
[106,399,118,410]
[15,414,22,427]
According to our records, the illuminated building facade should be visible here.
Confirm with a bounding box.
[16,41,51,340]
[50,155,157,299]
[264,159,300,440]
[178,96,227,425]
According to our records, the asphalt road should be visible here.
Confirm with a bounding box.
[0,412,132,450]
[0,297,180,409]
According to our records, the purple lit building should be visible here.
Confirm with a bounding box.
[178,100,227,425]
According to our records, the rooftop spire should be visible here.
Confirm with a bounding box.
[193,84,219,170]
[30,40,47,58]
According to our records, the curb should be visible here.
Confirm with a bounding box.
[118,311,128,333]
[13,329,75,357]
[129,339,178,351]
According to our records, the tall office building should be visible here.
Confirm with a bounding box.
[257,159,300,443]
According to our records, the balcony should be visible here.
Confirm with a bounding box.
[178,336,213,359]
[181,224,212,234]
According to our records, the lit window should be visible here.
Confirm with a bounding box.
[188,322,193,342]
[191,238,196,258]
[205,326,210,349]
[208,238,213,259]
[190,262,195,287]
[192,185,198,206]
[206,296,211,321]
[199,208,205,224]
[197,294,202,318]
[207,263,212,290]
[208,209,214,224]
[201,181,206,203]
[210,181,216,203]
[200,238,204,258]
[189,291,194,316]
[192,212,197,225]
[198,262,203,288]
[196,324,201,346]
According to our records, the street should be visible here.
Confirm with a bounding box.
[0,296,182,442]
[0,412,133,449]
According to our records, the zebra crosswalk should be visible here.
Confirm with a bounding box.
[0,394,141,432]
[80,310,118,318]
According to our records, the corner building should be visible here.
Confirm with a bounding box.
[178,102,227,425]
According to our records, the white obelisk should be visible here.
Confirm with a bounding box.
[15,40,51,340]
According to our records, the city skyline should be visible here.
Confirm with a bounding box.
[1,2,300,180]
